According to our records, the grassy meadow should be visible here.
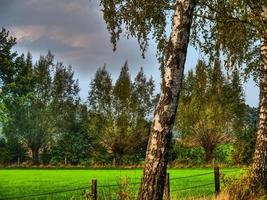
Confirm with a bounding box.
[0,168,242,200]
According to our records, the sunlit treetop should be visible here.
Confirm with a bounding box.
[191,0,267,80]
[100,0,176,57]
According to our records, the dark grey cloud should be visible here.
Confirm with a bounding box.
[0,0,259,106]
[0,0,101,31]
[0,0,160,95]
[0,0,157,70]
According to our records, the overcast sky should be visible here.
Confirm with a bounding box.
[0,0,259,107]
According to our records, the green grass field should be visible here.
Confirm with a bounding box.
[0,168,242,200]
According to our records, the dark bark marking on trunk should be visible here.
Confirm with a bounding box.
[250,32,267,190]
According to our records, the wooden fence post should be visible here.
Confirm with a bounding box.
[91,179,97,200]
[214,166,220,197]
[164,173,170,200]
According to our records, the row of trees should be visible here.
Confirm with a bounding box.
[0,28,155,165]
[0,28,257,168]
[0,32,88,165]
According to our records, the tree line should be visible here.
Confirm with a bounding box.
[0,28,257,167]
[0,28,155,166]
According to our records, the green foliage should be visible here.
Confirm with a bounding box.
[221,171,260,200]
[51,105,92,165]
[88,62,155,165]
[170,141,205,165]
[0,103,8,123]
[191,0,266,80]
[0,46,55,164]
[117,176,136,200]
[0,26,257,167]
[170,142,235,165]
[129,67,154,161]
[175,59,246,163]
[0,28,92,165]
[214,144,233,164]
[0,28,17,85]
[0,137,27,165]
[2,21,236,167]
[88,65,112,112]
[49,63,85,165]
[100,0,174,56]
[232,106,257,165]
[0,138,9,164]
[88,65,115,164]
[113,62,132,103]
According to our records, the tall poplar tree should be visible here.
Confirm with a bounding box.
[130,68,155,161]
[111,62,133,165]
[88,66,114,163]
[0,31,31,164]
[25,52,53,164]
[51,63,81,164]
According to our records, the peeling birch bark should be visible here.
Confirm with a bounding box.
[250,3,267,190]
[137,0,196,199]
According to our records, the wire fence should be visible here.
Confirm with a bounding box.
[171,182,214,192]
[0,168,241,200]
[170,171,214,181]
[1,186,88,200]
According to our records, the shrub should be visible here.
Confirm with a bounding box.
[221,170,265,200]
[214,144,233,165]
[170,142,205,165]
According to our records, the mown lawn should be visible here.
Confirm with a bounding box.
[0,168,242,200]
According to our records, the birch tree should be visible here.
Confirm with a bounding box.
[100,0,196,199]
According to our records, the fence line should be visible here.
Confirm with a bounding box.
[171,182,214,192]
[1,185,89,200]
[1,181,141,199]
[1,167,240,200]
[169,169,240,181]
[97,184,119,188]
[170,171,214,180]
[98,181,140,188]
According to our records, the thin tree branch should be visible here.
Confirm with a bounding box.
[199,1,255,27]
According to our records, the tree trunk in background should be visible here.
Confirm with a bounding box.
[250,12,267,189]
[138,0,196,199]
[204,147,215,164]
[31,147,40,165]
[113,153,123,166]
[65,156,68,165]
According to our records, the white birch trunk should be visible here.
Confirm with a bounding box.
[250,3,267,190]
[138,0,196,199]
